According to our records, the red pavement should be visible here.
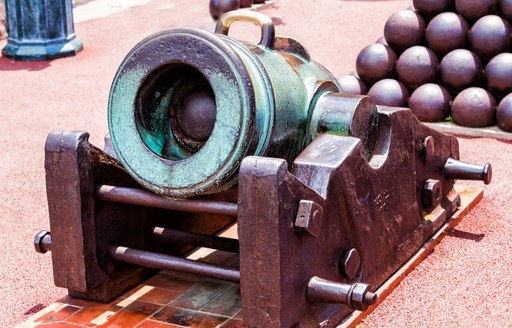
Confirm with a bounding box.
[1,0,510,327]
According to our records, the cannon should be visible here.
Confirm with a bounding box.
[35,11,492,328]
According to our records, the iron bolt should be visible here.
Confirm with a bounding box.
[307,276,378,311]
[295,200,323,237]
[34,230,52,254]
[339,248,361,280]
[421,136,435,162]
[422,179,442,208]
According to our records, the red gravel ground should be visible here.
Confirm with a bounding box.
[1,0,510,327]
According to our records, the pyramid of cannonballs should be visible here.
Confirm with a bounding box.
[339,0,512,132]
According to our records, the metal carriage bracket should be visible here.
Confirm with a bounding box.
[237,106,466,328]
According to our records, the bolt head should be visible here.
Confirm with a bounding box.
[422,136,435,162]
[483,163,492,185]
[422,179,442,208]
[340,248,361,280]
[295,200,323,237]
[350,283,375,311]
[34,230,51,254]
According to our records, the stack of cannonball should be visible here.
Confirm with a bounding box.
[210,0,268,19]
[339,0,512,132]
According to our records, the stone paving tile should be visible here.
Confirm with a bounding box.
[143,272,199,291]
[218,319,244,328]
[65,299,123,327]
[34,323,84,327]
[137,286,187,306]
[20,252,243,327]
[96,300,162,327]
[170,279,232,310]
[137,319,183,327]
[151,306,228,327]
[24,303,82,325]
[200,285,241,317]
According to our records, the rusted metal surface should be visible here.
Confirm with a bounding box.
[43,131,237,301]
[151,227,239,253]
[237,104,480,327]
[97,185,238,216]
[306,277,377,312]
[34,230,52,254]
[444,158,492,184]
[107,246,240,282]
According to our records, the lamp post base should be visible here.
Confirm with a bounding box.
[2,35,83,61]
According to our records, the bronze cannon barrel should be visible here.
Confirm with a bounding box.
[108,11,378,197]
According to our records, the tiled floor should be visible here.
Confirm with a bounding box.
[16,187,482,328]
[18,263,242,328]
[18,227,242,328]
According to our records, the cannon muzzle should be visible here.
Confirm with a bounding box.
[108,11,378,197]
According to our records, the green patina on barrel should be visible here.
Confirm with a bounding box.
[108,11,377,198]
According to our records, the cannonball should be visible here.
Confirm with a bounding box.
[413,0,454,20]
[409,84,452,122]
[376,37,388,46]
[210,0,240,19]
[485,53,512,99]
[356,43,397,85]
[396,46,439,89]
[439,49,482,92]
[451,87,496,127]
[455,0,497,23]
[497,93,512,131]
[426,13,468,56]
[368,79,409,107]
[338,75,368,95]
[469,15,511,61]
[501,0,512,22]
[240,0,253,7]
[209,0,240,19]
[384,10,426,53]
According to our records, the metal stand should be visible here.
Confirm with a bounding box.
[2,0,83,60]
[36,107,492,326]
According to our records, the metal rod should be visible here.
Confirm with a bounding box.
[152,227,239,253]
[97,185,238,216]
[307,276,377,311]
[444,158,492,185]
[108,246,240,282]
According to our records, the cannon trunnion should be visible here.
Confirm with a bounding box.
[36,11,491,328]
